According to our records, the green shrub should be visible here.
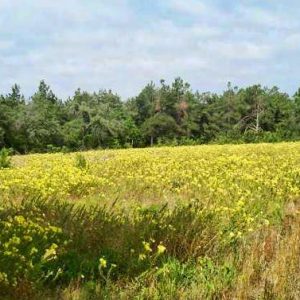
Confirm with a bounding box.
[46,144,62,153]
[0,148,11,168]
[74,153,88,169]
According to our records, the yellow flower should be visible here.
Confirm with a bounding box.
[43,243,58,261]
[237,200,245,207]
[143,241,152,253]
[157,244,166,254]
[229,232,235,238]
[99,257,107,268]
[139,254,146,261]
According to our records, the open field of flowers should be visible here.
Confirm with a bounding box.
[1,142,300,299]
[2,142,300,206]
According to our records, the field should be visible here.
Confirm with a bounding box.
[1,143,300,299]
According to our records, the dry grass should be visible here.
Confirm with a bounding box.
[231,200,300,300]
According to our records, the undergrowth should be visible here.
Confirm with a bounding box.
[0,198,298,299]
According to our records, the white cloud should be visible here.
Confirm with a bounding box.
[0,40,14,50]
[1,0,300,98]
[283,33,300,50]
[235,5,297,31]
[167,0,207,15]
[202,41,272,60]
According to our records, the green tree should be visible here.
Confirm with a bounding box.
[142,113,179,146]
[26,81,64,151]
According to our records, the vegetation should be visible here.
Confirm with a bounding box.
[1,79,300,153]
[0,143,300,299]
[0,148,11,169]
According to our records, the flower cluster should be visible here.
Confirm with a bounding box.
[0,214,66,288]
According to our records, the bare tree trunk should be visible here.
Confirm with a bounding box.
[150,136,153,147]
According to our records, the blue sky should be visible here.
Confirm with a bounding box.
[1,0,300,99]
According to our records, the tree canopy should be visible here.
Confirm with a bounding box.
[0,78,299,153]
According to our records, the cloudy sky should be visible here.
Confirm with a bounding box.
[0,0,300,99]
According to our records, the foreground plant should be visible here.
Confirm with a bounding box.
[0,148,11,169]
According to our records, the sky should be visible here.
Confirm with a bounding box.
[0,0,300,100]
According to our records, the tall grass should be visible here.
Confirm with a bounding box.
[0,197,299,299]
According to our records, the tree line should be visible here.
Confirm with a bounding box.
[1,78,300,153]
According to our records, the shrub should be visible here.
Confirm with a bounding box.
[74,153,88,169]
[0,148,11,169]
[46,144,62,153]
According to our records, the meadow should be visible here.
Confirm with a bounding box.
[1,142,300,299]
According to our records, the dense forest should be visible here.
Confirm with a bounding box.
[1,78,300,153]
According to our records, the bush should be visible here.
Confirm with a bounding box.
[0,148,11,169]
[74,153,88,169]
[46,144,62,153]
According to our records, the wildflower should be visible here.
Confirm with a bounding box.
[99,257,107,268]
[14,215,25,224]
[237,200,245,207]
[30,247,38,255]
[139,254,147,261]
[143,241,152,253]
[43,243,58,261]
[157,244,166,254]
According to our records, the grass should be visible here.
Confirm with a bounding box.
[0,142,300,299]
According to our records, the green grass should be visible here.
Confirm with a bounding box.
[0,197,299,299]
